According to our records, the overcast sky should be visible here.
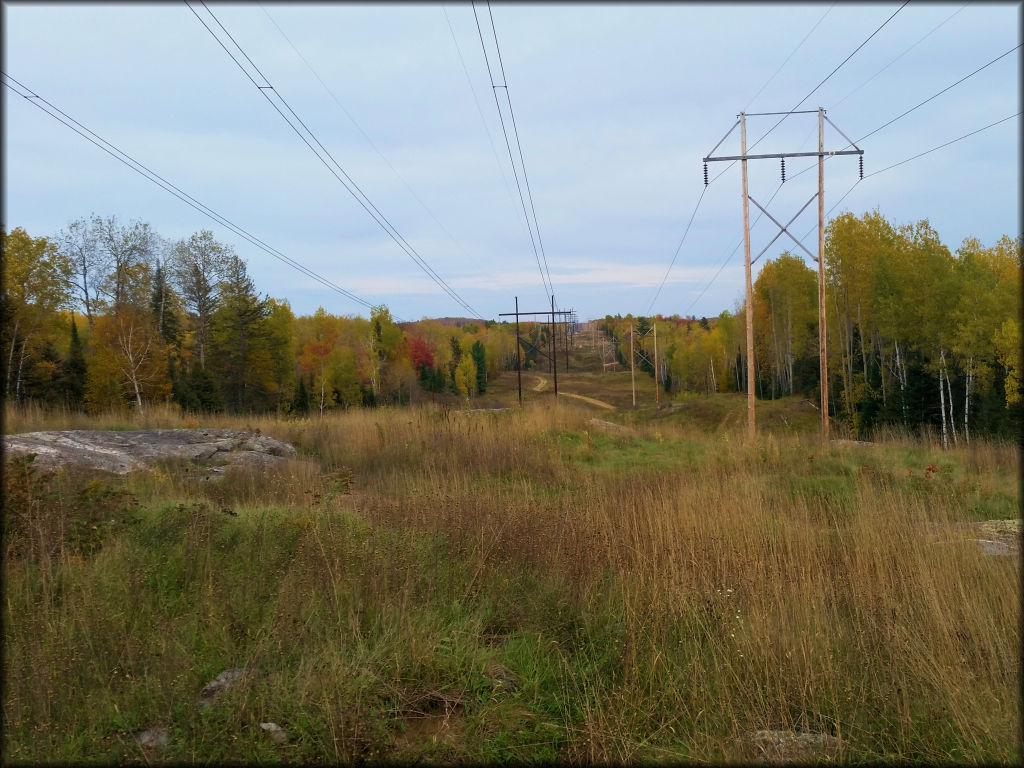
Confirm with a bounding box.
[3,2,1020,322]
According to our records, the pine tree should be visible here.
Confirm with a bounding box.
[471,339,487,394]
[291,375,310,415]
[61,317,87,408]
[209,255,273,413]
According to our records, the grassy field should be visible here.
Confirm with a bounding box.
[3,387,1021,763]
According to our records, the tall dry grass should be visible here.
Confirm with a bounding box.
[3,399,1019,762]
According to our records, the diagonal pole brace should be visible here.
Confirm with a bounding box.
[748,194,817,260]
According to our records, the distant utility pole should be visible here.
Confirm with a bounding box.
[635,323,660,406]
[703,108,863,441]
[629,325,636,408]
[654,322,659,405]
[499,297,574,405]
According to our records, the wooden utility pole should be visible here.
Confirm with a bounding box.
[817,108,830,441]
[550,295,558,396]
[499,301,574,404]
[629,324,636,408]
[653,322,659,405]
[703,108,862,442]
[515,296,522,405]
[740,113,755,441]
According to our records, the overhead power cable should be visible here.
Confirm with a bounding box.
[259,4,486,282]
[743,3,836,112]
[187,0,483,319]
[864,110,1020,178]
[648,6,834,316]
[798,109,1022,239]
[441,4,522,213]
[681,179,789,317]
[486,1,554,295]
[471,0,554,300]
[856,42,1021,143]
[646,187,707,313]
[781,43,1023,187]
[703,3,907,192]
[1,71,382,315]
[831,2,971,109]
[693,108,1019,317]
[746,2,909,155]
[651,4,901,314]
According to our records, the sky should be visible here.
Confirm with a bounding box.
[3,2,1020,323]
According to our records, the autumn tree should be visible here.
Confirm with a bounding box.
[1,227,73,401]
[91,215,159,312]
[753,252,817,398]
[84,308,172,414]
[170,230,231,370]
[54,216,102,329]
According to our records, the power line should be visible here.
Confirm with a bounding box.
[468,0,552,301]
[799,110,1022,236]
[646,186,707,313]
[780,43,1023,187]
[704,4,905,190]
[856,42,1021,143]
[746,2,909,154]
[650,2,865,313]
[486,1,553,296]
[744,3,836,112]
[667,6,906,315]
[831,2,971,109]
[682,179,790,317]
[651,1,835,316]
[187,0,483,319]
[865,110,1020,178]
[1,71,381,314]
[260,3,486,282]
[441,4,522,214]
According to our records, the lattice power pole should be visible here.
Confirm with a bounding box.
[703,108,863,441]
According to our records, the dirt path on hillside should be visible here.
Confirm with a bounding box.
[532,375,615,410]
[558,391,616,410]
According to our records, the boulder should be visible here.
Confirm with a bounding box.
[198,667,250,709]
[744,729,841,763]
[3,429,296,475]
[134,725,170,749]
[260,722,288,744]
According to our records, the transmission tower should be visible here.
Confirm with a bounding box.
[703,108,863,441]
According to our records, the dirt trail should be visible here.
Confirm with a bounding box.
[558,391,616,410]
[531,375,615,410]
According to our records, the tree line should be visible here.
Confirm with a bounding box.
[2,216,523,416]
[600,211,1021,442]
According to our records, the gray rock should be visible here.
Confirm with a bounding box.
[134,726,170,749]
[745,729,841,763]
[260,722,288,744]
[3,429,296,475]
[198,667,250,708]
[975,538,1017,557]
[588,418,628,432]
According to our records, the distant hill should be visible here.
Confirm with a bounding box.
[401,317,487,329]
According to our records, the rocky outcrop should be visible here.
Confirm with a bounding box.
[3,429,296,475]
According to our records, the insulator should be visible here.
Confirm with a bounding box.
[780,157,786,183]
[703,162,709,186]
[858,155,864,181]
